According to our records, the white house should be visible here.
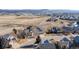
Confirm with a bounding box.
[71,22,79,27]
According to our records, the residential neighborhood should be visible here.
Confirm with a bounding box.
[0,9,79,49]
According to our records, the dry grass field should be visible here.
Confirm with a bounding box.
[0,15,50,35]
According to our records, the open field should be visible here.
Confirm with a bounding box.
[0,15,50,35]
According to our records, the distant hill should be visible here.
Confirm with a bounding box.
[0,9,79,16]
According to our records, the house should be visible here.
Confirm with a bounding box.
[32,27,44,35]
[59,37,72,49]
[37,40,56,49]
[73,36,79,47]
[23,26,44,38]
[46,27,61,34]
[62,27,73,33]
[46,17,58,22]
[71,21,79,27]
[0,34,13,49]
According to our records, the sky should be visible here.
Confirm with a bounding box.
[0,0,79,10]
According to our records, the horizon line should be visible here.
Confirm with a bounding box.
[0,9,79,11]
